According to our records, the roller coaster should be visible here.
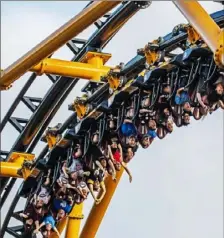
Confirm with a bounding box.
[0,1,224,238]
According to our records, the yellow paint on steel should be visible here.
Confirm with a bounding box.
[50,217,68,238]
[173,0,224,66]
[187,26,201,44]
[107,74,121,91]
[0,152,35,179]
[65,203,84,238]
[45,135,58,149]
[0,160,24,178]
[30,57,111,81]
[0,1,121,89]
[74,101,88,119]
[214,30,224,68]
[80,168,124,238]
[8,152,35,162]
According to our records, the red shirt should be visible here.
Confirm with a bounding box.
[113,150,121,163]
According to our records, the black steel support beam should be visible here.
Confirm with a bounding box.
[0,3,146,236]
[0,74,37,132]
[0,184,23,237]
[2,5,223,238]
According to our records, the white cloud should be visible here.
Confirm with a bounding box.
[1,2,223,238]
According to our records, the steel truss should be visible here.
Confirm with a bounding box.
[0,1,151,237]
[0,1,224,238]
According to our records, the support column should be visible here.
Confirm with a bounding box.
[65,203,84,238]
[173,0,224,67]
[0,1,121,89]
[50,217,68,238]
[80,168,124,238]
[30,52,111,81]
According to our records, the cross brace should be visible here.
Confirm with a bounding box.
[30,52,112,81]
[173,0,224,68]
[0,152,35,179]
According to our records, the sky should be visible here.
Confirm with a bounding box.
[1,1,223,238]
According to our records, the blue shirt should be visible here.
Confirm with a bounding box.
[175,91,189,105]
[121,122,137,137]
[43,215,56,228]
[148,129,157,139]
[53,199,72,214]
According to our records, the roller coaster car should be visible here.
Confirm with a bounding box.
[95,102,112,114]
[46,145,68,167]
[107,82,138,109]
[41,123,62,142]
[131,72,162,110]
[131,75,144,87]
[72,117,95,136]
[78,85,135,134]
[180,48,213,91]
[120,55,146,80]
[20,176,41,198]
[73,118,104,157]
[70,94,93,119]
[42,131,74,166]
[64,128,83,142]
[48,123,62,134]
[144,67,167,85]
[169,54,186,68]
[182,47,212,62]
[81,81,103,96]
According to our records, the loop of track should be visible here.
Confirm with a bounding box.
[1,3,223,238]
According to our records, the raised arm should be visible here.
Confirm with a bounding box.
[19,213,29,219]
[124,119,133,123]
[97,182,106,204]
[34,220,40,230]
[43,169,51,186]
[108,159,117,181]
[95,160,105,172]
[66,183,80,193]
[77,187,87,199]
[33,221,45,234]
[74,145,82,158]
[118,144,123,162]
[88,183,98,203]
[176,87,184,96]
[61,162,69,178]
[196,92,207,109]
[53,226,60,237]
[121,162,132,183]
[218,100,224,109]
[107,145,115,163]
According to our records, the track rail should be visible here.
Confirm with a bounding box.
[0,0,146,200]
[0,2,150,237]
[1,4,223,238]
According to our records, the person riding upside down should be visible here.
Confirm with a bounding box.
[32,169,52,206]
[107,136,132,183]
[20,200,45,234]
[33,214,60,237]
[196,74,224,114]
[121,101,138,150]
[86,168,106,205]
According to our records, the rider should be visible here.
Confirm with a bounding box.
[107,136,132,183]
[197,74,224,113]
[33,169,51,206]
[33,214,60,237]
[86,168,106,205]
